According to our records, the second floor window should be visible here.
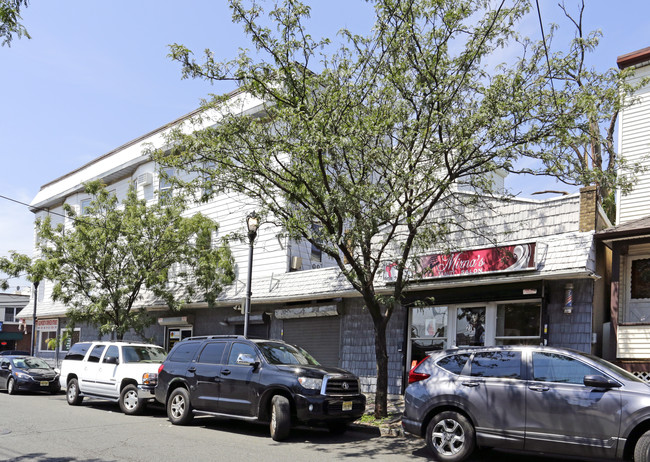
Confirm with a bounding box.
[159,168,174,203]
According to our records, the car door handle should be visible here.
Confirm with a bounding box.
[529,385,549,392]
[221,369,231,376]
[461,381,482,388]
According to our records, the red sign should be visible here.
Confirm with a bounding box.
[384,243,536,281]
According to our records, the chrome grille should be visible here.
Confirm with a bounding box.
[324,376,359,396]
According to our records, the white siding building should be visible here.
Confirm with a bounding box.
[21,89,611,392]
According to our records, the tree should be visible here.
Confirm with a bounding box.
[35,181,234,341]
[0,0,30,47]
[154,0,635,416]
[521,0,647,221]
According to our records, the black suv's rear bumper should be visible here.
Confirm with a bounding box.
[294,393,366,424]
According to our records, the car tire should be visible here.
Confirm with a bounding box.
[7,377,16,395]
[270,395,291,441]
[635,430,650,462]
[66,378,84,405]
[426,411,476,462]
[167,387,193,425]
[120,384,146,415]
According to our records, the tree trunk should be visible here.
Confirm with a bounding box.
[372,317,389,418]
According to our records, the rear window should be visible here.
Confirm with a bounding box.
[167,341,201,363]
[436,354,471,375]
[64,342,91,361]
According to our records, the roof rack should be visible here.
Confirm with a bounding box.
[183,335,245,341]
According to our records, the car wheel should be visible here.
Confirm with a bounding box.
[66,378,84,405]
[7,377,16,395]
[635,430,650,462]
[270,395,291,441]
[426,411,476,462]
[120,384,146,415]
[167,388,193,425]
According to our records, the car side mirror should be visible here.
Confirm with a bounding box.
[584,375,621,389]
[103,356,119,365]
[236,353,259,368]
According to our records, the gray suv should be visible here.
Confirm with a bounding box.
[402,346,650,462]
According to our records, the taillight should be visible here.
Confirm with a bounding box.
[408,356,431,384]
[158,364,164,374]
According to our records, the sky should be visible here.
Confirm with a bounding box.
[0,0,649,290]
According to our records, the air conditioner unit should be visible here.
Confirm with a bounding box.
[136,172,153,187]
[290,256,302,271]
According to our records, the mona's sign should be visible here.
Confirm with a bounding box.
[384,243,536,282]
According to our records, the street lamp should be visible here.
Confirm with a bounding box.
[243,211,259,338]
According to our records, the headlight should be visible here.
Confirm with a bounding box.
[142,372,158,386]
[298,377,322,390]
[13,371,30,379]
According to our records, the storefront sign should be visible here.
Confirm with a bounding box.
[36,319,58,331]
[384,243,536,281]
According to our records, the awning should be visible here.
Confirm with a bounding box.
[0,332,23,341]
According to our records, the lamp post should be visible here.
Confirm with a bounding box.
[243,211,259,338]
[30,280,39,356]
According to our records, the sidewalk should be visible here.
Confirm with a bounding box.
[353,393,406,437]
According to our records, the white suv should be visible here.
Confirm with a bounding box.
[59,341,167,415]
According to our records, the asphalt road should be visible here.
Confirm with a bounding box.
[0,390,597,462]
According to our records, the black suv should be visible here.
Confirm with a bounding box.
[155,335,366,441]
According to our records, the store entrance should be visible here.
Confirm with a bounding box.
[166,327,193,351]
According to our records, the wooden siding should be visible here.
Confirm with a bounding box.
[618,65,650,225]
[617,324,650,358]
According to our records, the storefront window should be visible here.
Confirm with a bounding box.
[39,331,56,351]
[456,307,485,347]
[495,302,541,345]
[411,306,448,364]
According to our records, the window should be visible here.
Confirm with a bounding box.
[310,223,322,262]
[532,352,601,385]
[631,258,650,299]
[158,167,174,203]
[39,331,56,352]
[60,329,81,352]
[437,354,471,375]
[198,342,227,364]
[227,342,257,365]
[470,351,522,379]
[168,341,200,363]
[87,345,105,363]
[456,307,485,347]
[411,306,448,364]
[103,345,119,363]
[64,342,90,361]
[80,198,92,215]
[495,303,541,345]
[3,307,20,323]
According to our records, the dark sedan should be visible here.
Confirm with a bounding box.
[0,356,61,395]
[403,345,650,462]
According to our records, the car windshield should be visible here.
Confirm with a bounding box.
[122,346,167,363]
[12,357,51,370]
[257,342,320,366]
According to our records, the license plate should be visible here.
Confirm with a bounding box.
[40,381,49,386]
[342,401,352,411]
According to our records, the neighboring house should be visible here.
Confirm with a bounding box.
[595,46,650,377]
[19,88,610,394]
[0,292,31,353]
